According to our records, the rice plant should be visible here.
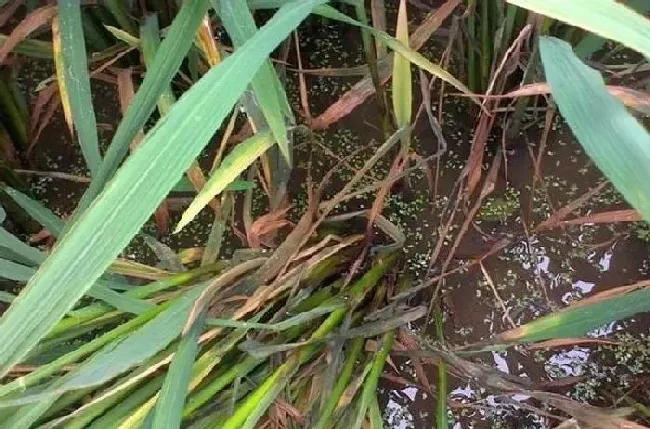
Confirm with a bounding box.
[0,0,648,428]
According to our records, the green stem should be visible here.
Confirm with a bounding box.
[313,337,364,429]
[480,0,491,91]
[49,261,226,337]
[354,2,392,138]
[466,0,477,93]
[353,330,394,429]
[0,300,173,397]
[434,306,448,429]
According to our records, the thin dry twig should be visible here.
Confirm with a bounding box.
[479,262,516,329]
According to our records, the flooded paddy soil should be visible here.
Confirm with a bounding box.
[7,5,650,429]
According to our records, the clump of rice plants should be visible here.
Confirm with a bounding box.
[0,0,649,428]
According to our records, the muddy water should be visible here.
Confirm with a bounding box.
[12,7,650,429]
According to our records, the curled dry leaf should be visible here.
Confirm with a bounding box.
[0,4,56,64]
[471,83,650,113]
[247,206,294,248]
[560,209,642,226]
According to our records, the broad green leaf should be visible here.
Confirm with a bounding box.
[151,312,205,429]
[215,0,293,162]
[0,291,13,303]
[495,284,650,344]
[139,13,211,210]
[539,37,650,221]
[508,0,650,59]
[392,0,412,129]
[0,288,201,408]
[0,0,327,379]
[74,0,210,214]
[0,258,34,282]
[574,0,650,59]
[0,301,169,399]
[0,224,151,314]
[315,5,475,101]
[57,1,102,177]
[3,186,64,237]
[176,132,275,232]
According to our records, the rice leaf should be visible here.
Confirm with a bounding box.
[392,0,412,130]
[0,0,328,379]
[74,0,210,213]
[369,396,384,429]
[539,37,650,221]
[56,0,102,177]
[495,283,650,344]
[0,288,201,408]
[352,330,394,429]
[0,258,34,282]
[0,227,44,265]
[508,0,650,59]
[3,186,64,237]
[103,0,138,36]
[104,25,140,47]
[0,5,56,63]
[0,34,52,58]
[150,311,205,429]
[574,0,650,59]
[0,304,167,400]
[214,0,293,162]
[52,17,73,138]
[175,132,275,232]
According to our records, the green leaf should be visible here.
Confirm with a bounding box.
[172,177,255,193]
[495,284,650,344]
[539,37,650,221]
[104,25,140,47]
[0,34,53,59]
[176,132,275,232]
[57,0,102,177]
[392,0,412,129]
[0,258,35,282]
[0,301,168,399]
[74,0,210,213]
[139,14,176,117]
[0,288,201,407]
[3,186,64,237]
[215,0,293,162]
[352,331,394,429]
[151,311,205,429]
[508,0,650,59]
[0,227,44,265]
[0,222,151,315]
[0,0,327,380]
[573,0,650,59]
